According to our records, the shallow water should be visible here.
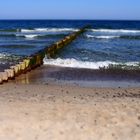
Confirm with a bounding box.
[14,65,140,88]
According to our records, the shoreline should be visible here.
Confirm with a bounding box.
[12,65,140,88]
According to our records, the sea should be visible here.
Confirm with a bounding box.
[0,20,140,73]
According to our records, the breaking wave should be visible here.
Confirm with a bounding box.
[22,34,38,39]
[43,58,140,70]
[90,29,140,33]
[1,28,140,34]
[0,53,8,59]
[86,34,140,40]
[21,28,78,33]
[86,35,119,39]
[16,33,67,39]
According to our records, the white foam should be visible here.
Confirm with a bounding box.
[0,53,7,59]
[24,34,38,39]
[86,35,120,39]
[21,29,34,32]
[16,34,38,38]
[91,29,140,33]
[125,62,139,66]
[36,28,78,32]
[0,53,10,64]
[43,58,140,70]
[21,28,78,33]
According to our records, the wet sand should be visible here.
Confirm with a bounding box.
[0,66,140,140]
[14,65,140,88]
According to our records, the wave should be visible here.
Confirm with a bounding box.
[0,53,8,59]
[20,29,35,32]
[35,28,78,32]
[86,35,119,39]
[21,28,78,33]
[43,58,140,70]
[0,33,46,39]
[1,28,140,34]
[23,34,38,39]
[86,34,140,40]
[16,33,67,39]
[90,29,140,33]
[0,52,24,63]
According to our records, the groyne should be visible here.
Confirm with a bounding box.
[0,26,89,84]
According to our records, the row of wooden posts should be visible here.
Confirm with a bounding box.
[0,26,89,84]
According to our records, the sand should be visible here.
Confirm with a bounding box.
[0,83,140,140]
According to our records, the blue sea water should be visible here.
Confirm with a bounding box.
[0,20,140,70]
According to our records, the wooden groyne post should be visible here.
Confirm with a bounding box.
[0,26,89,84]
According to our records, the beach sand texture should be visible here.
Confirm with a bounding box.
[0,83,140,140]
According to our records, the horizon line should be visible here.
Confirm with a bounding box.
[0,19,140,21]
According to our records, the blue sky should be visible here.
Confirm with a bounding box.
[0,0,140,20]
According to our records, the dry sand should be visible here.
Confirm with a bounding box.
[0,83,140,140]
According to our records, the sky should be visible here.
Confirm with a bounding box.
[0,0,140,20]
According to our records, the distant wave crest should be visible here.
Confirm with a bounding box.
[86,35,119,39]
[90,29,140,33]
[16,33,66,39]
[86,34,140,40]
[23,34,38,39]
[21,28,78,33]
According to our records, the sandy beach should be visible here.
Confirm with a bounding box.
[0,81,140,140]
